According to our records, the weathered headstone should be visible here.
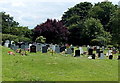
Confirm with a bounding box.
[99,51,104,59]
[79,47,83,54]
[4,40,10,47]
[21,44,25,50]
[42,46,48,53]
[55,45,60,53]
[30,45,36,53]
[74,50,80,57]
[36,44,41,51]
[66,48,72,54]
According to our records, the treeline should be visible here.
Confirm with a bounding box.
[1,1,120,46]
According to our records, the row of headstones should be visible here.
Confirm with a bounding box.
[3,40,74,54]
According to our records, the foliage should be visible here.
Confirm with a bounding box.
[1,12,19,34]
[62,2,92,27]
[35,36,46,43]
[108,8,120,45]
[83,18,111,45]
[90,2,117,31]
[2,34,31,43]
[34,19,69,44]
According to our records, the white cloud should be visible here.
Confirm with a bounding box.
[0,0,119,29]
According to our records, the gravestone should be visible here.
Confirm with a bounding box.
[99,51,104,59]
[92,54,95,59]
[60,46,66,52]
[55,45,60,53]
[10,44,15,49]
[36,44,41,51]
[109,55,113,59]
[25,45,29,51]
[30,45,36,53]
[13,45,19,51]
[74,50,80,57]
[4,40,10,47]
[88,48,93,55]
[79,47,83,54]
[118,55,120,60]
[21,44,25,50]
[66,48,72,54]
[42,46,48,53]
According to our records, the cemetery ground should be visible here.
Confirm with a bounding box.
[2,46,118,81]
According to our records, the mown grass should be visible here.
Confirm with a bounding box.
[2,46,118,81]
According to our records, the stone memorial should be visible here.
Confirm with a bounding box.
[30,45,36,53]
[92,54,95,59]
[109,55,113,59]
[88,48,93,55]
[4,40,10,47]
[66,48,72,54]
[42,46,48,53]
[79,47,83,54]
[55,45,60,53]
[74,50,80,57]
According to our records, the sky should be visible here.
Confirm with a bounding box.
[0,0,119,29]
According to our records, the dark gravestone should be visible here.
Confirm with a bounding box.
[71,48,74,53]
[92,54,95,59]
[42,46,48,53]
[30,45,36,53]
[118,55,120,60]
[109,55,113,59]
[88,48,93,55]
[60,46,66,52]
[74,50,80,57]
[98,51,103,58]
[96,49,100,54]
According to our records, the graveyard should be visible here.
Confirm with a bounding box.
[1,41,119,81]
[1,0,120,82]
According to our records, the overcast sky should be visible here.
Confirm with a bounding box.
[0,0,119,29]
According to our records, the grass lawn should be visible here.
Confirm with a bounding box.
[2,46,118,81]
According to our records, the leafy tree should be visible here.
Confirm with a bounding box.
[89,1,117,32]
[35,36,46,43]
[1,12,19,34]
[62,2,93,27]
[108,8,120,45]
[34,19,69,44]
[83,18,111,45]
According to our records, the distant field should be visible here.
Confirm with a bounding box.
[2,46,118,81]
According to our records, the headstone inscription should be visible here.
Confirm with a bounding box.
[30,45,36,53]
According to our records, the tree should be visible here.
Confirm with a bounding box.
[33,19,69,44]
[35,36,46,43]
[1,12,19,34]
[108,8,120,45]
[83,18,111,45]
[62,2,93,27]
[89,2,117,32]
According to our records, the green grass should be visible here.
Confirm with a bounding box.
[2,46,118,81]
